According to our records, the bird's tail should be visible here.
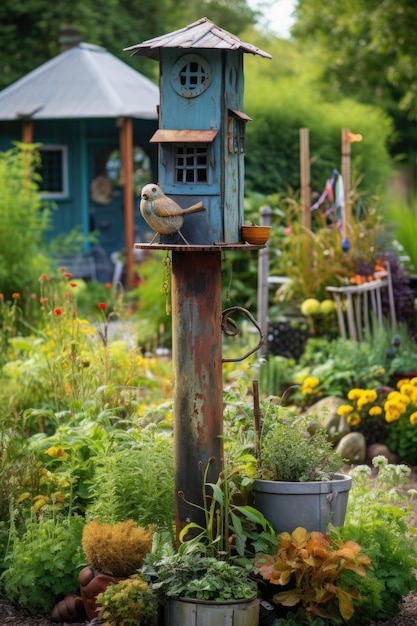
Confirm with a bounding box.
[182,201,205,214]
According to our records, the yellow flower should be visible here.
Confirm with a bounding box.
[337,404,354,416]
[44,446,69,460]
[347,388,363,401]
[369,406,383,416]
[410,378,417,386]
[385,409,401,423]
[347,413,361,427]
[409,412,417,425]
[357,396,369,411]
[396,378,410,389]
[399,383,414,398]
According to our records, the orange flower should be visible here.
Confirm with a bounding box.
[12,292,20,299]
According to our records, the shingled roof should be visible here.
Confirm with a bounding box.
[124,17,271,61]
[0,43,159,121]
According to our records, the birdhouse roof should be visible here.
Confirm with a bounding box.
[0,43,159,121]
[124,17,271,61]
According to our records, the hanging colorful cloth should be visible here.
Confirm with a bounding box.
[309,168,350,251]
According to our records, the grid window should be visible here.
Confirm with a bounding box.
[38,146,68,197]
[175,145,208,183]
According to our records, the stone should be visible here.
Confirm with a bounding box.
[367,443,398,465]
[306,396,350,442]
[336,432,367,464]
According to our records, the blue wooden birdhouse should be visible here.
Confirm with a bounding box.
[125,18,271,245]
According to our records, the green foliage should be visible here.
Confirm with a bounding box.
[384,196,417,273]
[1,513,84,614]
[332,457,417,623]
[295,323,417,398]
[258,407,344,482]
[97,575,158,626]
[144,553,257,601]
[244,62,392,198]
[0,145,53,300]
[177,460,277,561]
[292,0,417,122]
[85,426,175,535]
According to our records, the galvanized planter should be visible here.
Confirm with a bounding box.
[253,473,352,534]
[166,596,260,626]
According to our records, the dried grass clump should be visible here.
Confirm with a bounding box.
[82,519,154,577]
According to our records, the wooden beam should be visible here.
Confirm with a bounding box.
[120,118,134,289]
[21,121,34,144]
[299,128,311,229]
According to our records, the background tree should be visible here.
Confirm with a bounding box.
[291,0,417,171]
[0,0,256,89]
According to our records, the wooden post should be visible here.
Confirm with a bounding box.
[21,121,34,144]
[257,205,272,356]
[120,118,134,289]
[299,128,311,229]
[341,128,351,231]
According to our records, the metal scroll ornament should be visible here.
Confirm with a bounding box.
[221,306,264,363]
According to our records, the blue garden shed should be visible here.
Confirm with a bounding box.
[0,40,159,285]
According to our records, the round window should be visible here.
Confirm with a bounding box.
[171,54,212,98]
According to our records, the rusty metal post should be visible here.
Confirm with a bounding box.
[171,250,223,537]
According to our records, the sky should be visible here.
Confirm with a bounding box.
[248,0,297,38]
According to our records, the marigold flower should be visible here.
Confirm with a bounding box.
[98,302,107,310]
[302,376,319,389]
[399,383,414,397]
[363,389,377,403]
[54,308,63,316]
[369,406,383,416]
[12,292,20,299]
[347,413,361,427]
[410,377,417,386]
[337,404,354,416]
[385,409,401,423]
[347,388,363,401]
[409,412,417,425]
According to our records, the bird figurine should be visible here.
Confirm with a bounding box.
[140,183,205,244]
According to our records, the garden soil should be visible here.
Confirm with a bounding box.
[1,469,417,626]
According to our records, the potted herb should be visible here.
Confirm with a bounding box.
[143,460,277,626]
[252,396,351,534]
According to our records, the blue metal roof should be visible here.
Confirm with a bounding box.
[0,43,159,120]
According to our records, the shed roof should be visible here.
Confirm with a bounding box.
[0,43,159,121]
[124,17,271,61]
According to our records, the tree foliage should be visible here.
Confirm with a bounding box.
[243,34,392,197]
[291,0,417,158]
[0,0,256,89]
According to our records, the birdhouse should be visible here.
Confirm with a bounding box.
[125,18,271,245]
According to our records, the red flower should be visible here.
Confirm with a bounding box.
[12,293,20,299]
[64,291,71,299]
[97,302,107,310]
[0,294,4,300]
[40,273,49,281]
[63,272,72,279]
[54,308,63,316]
[70,282,77,288]
[40,297,48,303]
[104,282,112,289]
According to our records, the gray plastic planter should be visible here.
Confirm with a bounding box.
[166,597,260,626]
[253,472,352,534]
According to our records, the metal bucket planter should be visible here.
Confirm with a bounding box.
[166,596,260,626]
[253,473,352,534]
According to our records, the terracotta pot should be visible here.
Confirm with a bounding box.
[79,566,124,621]
[241,225,271,245]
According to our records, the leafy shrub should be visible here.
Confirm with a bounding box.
[1,514,84,614]
[97,575,158,626]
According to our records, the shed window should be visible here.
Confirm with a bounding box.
[175,145,208,183]
[38,146,68,198]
